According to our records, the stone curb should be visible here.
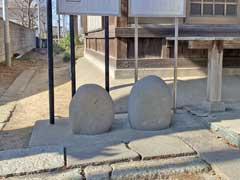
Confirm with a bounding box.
[81,156,211,180]
[110,156,211,180]
[176,129,240,180]
[210,121,240,148]
[0,145,65,177]
[6,169,83,180]
[84,165,112,180]
[3,156,213,180]
[184,105,240,148]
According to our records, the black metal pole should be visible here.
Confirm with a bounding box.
[47,0,55,124]
[104,16,110,92]
[70,15,76,97]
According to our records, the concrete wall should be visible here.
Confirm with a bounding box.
[0,18,36,63]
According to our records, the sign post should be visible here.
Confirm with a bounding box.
[47,0,54,124]
[104,16,110,92]
[129,0,186,112]
[70,15,76,97]
[134,17,138,82]
[173,17,179,112]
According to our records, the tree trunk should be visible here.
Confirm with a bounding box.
[27,0,31,28]
[62,15,66,36]
[57,15,61,42]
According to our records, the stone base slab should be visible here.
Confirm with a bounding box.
[203,101,226,112]
[29,112,204,149]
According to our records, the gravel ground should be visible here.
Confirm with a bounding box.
[0,49,71,150]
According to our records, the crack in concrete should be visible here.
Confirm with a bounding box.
[124,142,143,160]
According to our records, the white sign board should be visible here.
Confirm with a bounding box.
[57,0,121,16]
[129,0,186,17]
[87,16,102,32]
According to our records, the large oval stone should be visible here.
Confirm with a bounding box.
[69,84,114,135]
[128,76,172,130]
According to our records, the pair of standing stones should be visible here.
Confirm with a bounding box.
[70,76,172,135]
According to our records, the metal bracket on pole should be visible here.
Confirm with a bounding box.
[104,16,110,92]
[47,0,55,124]
[134,17,139,82]
[70,15,76,97]
[173,17,179,113]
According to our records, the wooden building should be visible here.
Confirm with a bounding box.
[82,0,240,79]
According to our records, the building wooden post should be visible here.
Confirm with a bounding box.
[115,0,128,78]
[206,40,225,112]
[3,0,11,67]
[134,17,138,82]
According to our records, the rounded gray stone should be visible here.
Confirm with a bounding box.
[69,84,114,135]
[128,76,172,130]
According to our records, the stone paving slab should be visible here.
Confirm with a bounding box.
[190,109,240,148]
[128,136,196,160]
[84,165,112,180]
[210,120,240,148]
[66,144,139,168]
[0,145,64,177]
[175,129,240,180]
[6,169,82,180]
[111,156,210,180]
